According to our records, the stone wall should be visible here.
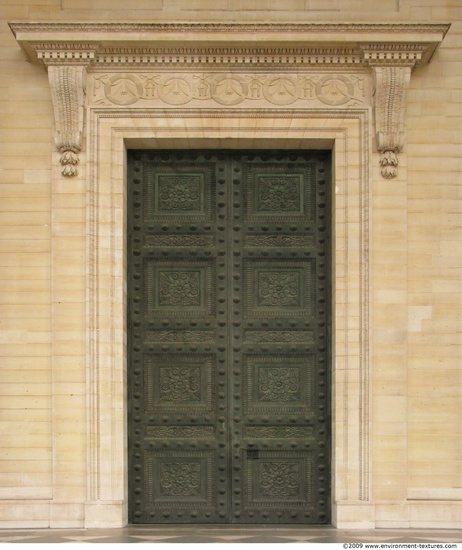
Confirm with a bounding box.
[0,0,461,529]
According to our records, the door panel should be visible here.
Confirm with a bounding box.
[128,150,331,524]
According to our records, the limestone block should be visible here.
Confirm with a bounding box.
[0,501,50,529]
[50,502,84,529]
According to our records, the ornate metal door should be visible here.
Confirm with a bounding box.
[128,150,331,524]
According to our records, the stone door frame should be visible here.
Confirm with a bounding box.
[86,109,370,527]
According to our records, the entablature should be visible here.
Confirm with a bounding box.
[9,22,450,178]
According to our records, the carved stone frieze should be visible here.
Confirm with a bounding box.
[9,22,450,179]
[90,72,366,108]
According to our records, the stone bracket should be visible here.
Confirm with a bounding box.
[361,45,422,178]
[47,64,87,177]
[373,66,411,179]
[36,45,98,177]
[9,22,450,179]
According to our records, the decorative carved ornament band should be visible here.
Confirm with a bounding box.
[10,22,449,178]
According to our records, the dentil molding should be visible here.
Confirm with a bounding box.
[10,22,450,178]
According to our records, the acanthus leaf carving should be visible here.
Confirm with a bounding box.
[59,149,80,177]
[379,150,400,180]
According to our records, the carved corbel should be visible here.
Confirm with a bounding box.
[47,64,86,176]
[372,65,411,178]
[36,45,98,177]
[363,45,424,179]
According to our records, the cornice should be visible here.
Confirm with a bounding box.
[10,21,450,66]
[9,21,451,34]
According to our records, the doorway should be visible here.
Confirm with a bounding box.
[127,149,331,524]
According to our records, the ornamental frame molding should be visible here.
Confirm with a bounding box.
[83,107,371,527]
[10,22,449,178]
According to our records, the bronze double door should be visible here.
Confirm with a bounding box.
[127,150,331,524]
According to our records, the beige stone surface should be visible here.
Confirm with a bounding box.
[0,0,461,531]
